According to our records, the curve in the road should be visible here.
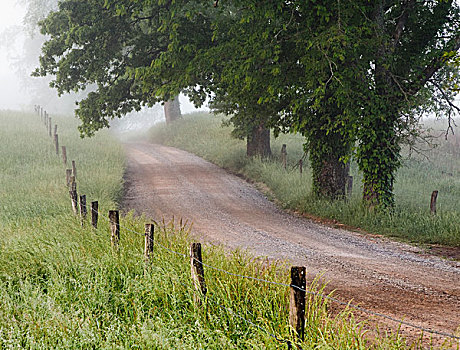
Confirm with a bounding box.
[122,142,460,344]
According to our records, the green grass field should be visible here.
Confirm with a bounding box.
[149,112,460,248]
[1,110,437,348]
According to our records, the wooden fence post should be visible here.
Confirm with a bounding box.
[69,189,78,215]
[72,160,77,178]
[91,201,98,229]
[190,242,207,304]
[48,118,52,137]
[299,159,303,176]
[69,176,76,191]
[144,224,154,263]
[347,176,353,198]
[430,190,438,215]
[80,195,87,222]
[109,210,120,250]
[281,144,287,170]
[289,266,306,340]
[66,169,72,186]
[54,124,57,136]
[62,146,67,165]
[54,134,59,155]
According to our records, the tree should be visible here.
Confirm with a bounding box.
[164,97,182,124]
[33,0,187,135]
[353,0,460,208]
[210,0,460,205]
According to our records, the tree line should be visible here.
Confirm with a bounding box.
[32,0,460,209]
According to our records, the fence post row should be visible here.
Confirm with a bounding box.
[54,134,59,155]
[69,189,78,215]
[190,242,207,305]
[80,195,87,222]
[109,210,120,250]
[289,266,306,340]
[91,201,98,229]
[62,146,67,165]
[144,224,154,263]
[72,160,77,178]
[65,169,72,186]
[347,176,353,198]
[281,144,287,170]
[430,190,438,215]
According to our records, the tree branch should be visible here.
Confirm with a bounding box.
[429,79,459,138]
[393,0,416,48]
[409,34,460,95]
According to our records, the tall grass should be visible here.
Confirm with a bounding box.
[149,113,460,247]
[0,111,435,348]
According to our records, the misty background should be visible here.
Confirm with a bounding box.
[0,1,456,134]
[0,0,207,132]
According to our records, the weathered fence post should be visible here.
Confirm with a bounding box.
[109,210,120,250]
[62,146,67,165]
[281,144,287,170]
[347,176,353,198]
[54,134,59,155]
[190,242,207,304]
[54,124,57,136]
[430,190,438,215]
[69,176,76,191]
[299,159,303,176]
[65,169,72,187]
[72,160,77,178]
[144,224,154,263]
[80,195,87,223]
[91,201,98,229]
[289,266,306,340]
[69,189,78,215]
[48,118,52,137]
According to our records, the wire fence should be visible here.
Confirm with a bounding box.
[94,208,460,343]
[35,106,460,346]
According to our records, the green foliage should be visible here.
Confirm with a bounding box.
[34,0,460,209]
[0,111,425,348]
[148,113,460,247]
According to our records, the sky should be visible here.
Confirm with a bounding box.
[0,0,27,110]
[0,0,205,116]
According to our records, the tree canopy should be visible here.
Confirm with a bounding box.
[34,0,460,208]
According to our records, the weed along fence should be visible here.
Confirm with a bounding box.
[32,106,460,348]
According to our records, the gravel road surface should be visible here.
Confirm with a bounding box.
[122,142,460,346]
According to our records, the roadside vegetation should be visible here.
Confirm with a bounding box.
[149,112,460,248]
[1,111,438,349]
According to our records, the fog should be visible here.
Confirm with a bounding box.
[0,0,208,132]
[0,1,28,110]
[0,1,455,133]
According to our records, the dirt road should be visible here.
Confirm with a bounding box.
[122,142,460,345]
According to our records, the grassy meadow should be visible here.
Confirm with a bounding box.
[149,112,460,248]
[1,110,437,348]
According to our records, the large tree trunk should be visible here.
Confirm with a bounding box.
[306,99,351,200]
[247,123,271,158]
[359,112,399,209]
[164,95,182,124]
[313,155,348,199]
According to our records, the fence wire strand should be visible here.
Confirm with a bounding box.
[88,207,460,342]
[147,264,293,348]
